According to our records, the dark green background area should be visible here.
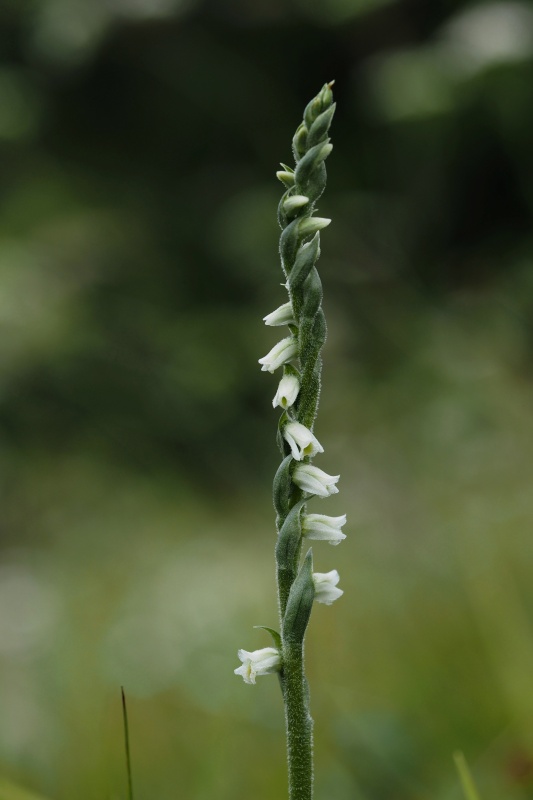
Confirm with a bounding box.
[1,2,533,799]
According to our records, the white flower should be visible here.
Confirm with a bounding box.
[273,373,300,409]
[234,647,281,685]
[258,337,297,373]
[313,570,343,605]
[302,513,346,545]
[263,301,295,327]
[283,421,324,461]
[293,464,340,497]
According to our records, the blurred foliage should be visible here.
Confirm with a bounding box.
[1,0,533,799]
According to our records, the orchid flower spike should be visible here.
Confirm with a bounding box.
[302,513,347,545]
[313,570,343,605]
[293,463,340,497]
[283,421,324,461]
[238,84,340,800]
[234,647,281,685]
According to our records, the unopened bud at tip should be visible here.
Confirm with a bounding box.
[298,217,331,237]
[283,195,310,214]
[276,170,296,187]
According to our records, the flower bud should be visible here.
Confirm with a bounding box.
[298,217,331,238]
[283,195,310,214]
[294,140,333,189]
[319,81,334,108]
[292,123,308,160]
[313,570,343,605]
[293,464,339,497]
[308,107,336,148]
[234,647,281,684]
[276,170,296,187]
[304,96,322,128]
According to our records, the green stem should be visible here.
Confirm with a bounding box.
[282,644,314,800]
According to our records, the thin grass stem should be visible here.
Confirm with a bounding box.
[454,751,481,800]
[121,686,135,800]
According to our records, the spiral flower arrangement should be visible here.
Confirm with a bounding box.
[234,82,345,800]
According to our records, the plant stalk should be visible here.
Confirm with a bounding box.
[282,644,313,800]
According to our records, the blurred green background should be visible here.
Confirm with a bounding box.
[1,0,533,798]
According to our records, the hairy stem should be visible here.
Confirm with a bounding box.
[282,644,313,800]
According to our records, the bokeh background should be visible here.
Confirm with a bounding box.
[1,0,533,798]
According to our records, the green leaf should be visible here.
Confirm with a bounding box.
[254,626,282,650]
[282,548,315,645]
[272,454,294,519]
[275,499,305,571]
[454,751,481,800]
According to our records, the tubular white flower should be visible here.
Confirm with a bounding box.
[283,421,324,461]
[234,647,281,685]
[273,373,300,409]
[263,301,295,327]
[258,337,297,373]
[313,570,343,605]
[292,463,339,497]
[302,513,346,545]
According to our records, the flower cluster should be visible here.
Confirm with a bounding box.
[234,83,344,692]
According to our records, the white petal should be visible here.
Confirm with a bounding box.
[316,585,343,605]
[283,422,324,460]
[306,513,346,530]
[293,464,340,497]
[234,662,256,684]
[313,570,343,605]
[315,569,340,586]
[234,647,280,684]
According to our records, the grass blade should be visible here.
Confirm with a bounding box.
[454,751,481,800]
[121,687,134,800]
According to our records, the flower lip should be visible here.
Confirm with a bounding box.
[234,647,281,684]
[302,513,347,545]
[273,373,300,409]
[293,463,340,497]
[258,337,297,373]
[283,421,324,461]
[313,570,343,605]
